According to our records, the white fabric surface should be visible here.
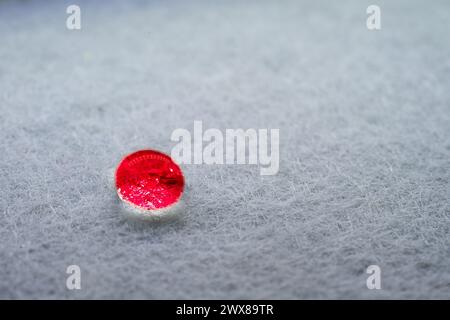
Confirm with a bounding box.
[0,0,449,299]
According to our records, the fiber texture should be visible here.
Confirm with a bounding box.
[0,0,449,299]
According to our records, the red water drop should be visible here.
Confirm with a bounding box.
[115,150,184,211]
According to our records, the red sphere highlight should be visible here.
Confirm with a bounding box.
[115,150,184,211]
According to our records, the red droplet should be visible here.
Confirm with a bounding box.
[115,150,184,211]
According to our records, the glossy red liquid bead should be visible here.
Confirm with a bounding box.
[115,150,184,211]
